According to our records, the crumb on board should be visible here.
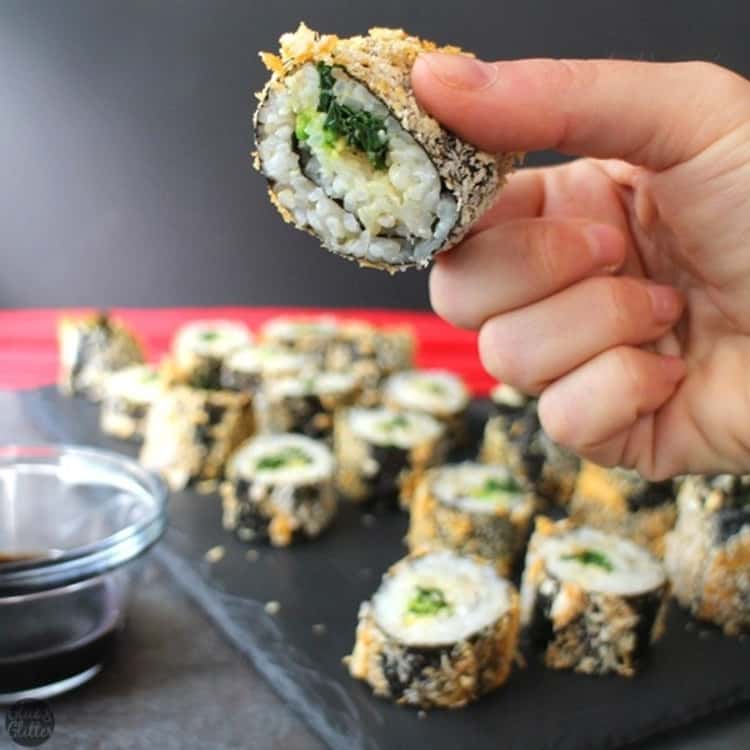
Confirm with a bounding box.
[246,549,260,562]
[265,600,281,615]
[359,567,372,578]
[204,545,225,563]
[361,514,376,527]
[418,710,427,720]
[312,623,326,636]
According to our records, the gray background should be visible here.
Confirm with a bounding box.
[0,0,749,310]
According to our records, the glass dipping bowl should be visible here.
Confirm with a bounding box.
[0,445,168,702]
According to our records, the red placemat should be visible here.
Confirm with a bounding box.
[0,308,492,394]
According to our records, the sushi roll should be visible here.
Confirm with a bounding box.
[408,463,536,576]
[521,518,669,677]
[100,364,163,441]
[221,434,336,547]
[254,24,515,272]
[172,319,252,390]
[570,463,677,557]
[220,345,314,394]
[325,320,385,405]
[257,370,360,441]
[664,475,750,635]
[334,407,446,508]
[260,314,339,365]
[382,369,469,446]
[140,386,254,491]
[347,550,520,708]
[481,384,580,506]
[57,312,144,400]
[376,326,415,375]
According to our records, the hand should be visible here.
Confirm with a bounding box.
[412,55,750,479]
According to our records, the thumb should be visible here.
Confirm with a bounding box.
[411,55,750,170]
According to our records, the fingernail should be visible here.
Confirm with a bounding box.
[648,284,684,323]
[584,223,624,272]
[420,52,498,90]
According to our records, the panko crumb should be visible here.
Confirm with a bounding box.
[418,710,427,720]
[246,549,260,562]
[361,514,376,528]
[196,479,220,495]
[312,623,326,636]
[265,600,281,615]
[204,545,225,563]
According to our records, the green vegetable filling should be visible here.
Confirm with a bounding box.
[414,378,447,396]
[407,586,452,617]
[198,331,220,342]
[313,62,389,170]
[561,548,614,572]
[471,476,521,499]
[380,414,410,432]
[256,446,313,471]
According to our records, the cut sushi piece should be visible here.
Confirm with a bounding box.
[325,320,385,405]
[257,370,360,441]
[139,386,254,490]
[221,434,336,547]
[100,364,163,441]
[347,550,520,708]
[260,315,339,365]
[377,326,415,375]
[408,463,536,576]
[571,463,676,557]
[172,319,252,390]
[481,384,580,506]
[664,475,750,635]
[334,407,446,508]
[521,518,669,677]
[382,369,469,445]
[220,345,314,394]
[254,25,515,272]
[57,312,144,400]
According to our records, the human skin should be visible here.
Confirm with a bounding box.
[411,55,750,479]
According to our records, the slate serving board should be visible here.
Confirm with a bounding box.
[18,387,750,750]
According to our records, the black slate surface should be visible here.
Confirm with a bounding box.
[18,387,750,750]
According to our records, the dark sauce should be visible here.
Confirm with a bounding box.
[0,577,121,695]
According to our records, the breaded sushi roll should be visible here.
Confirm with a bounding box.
[334,407,445,508]
[260,314,339,365]
[347,550,520,708]
[140,386,254,490]
[377,326,415,375]
[571,463,676,557]
[57,312,144,400]
[382,369,469,445]
[521,519,669,677]
[481,384,580,506]
[408,463,536,576]
[664,475,750,635]
[254,25,515,271]
[221,434,336,547]
[100,364,163,441]
[220,345,314,394]
[325,320,385,405]
[172,319,252,390]
[257,370,359,441]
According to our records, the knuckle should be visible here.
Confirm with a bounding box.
[529,222,564,282]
